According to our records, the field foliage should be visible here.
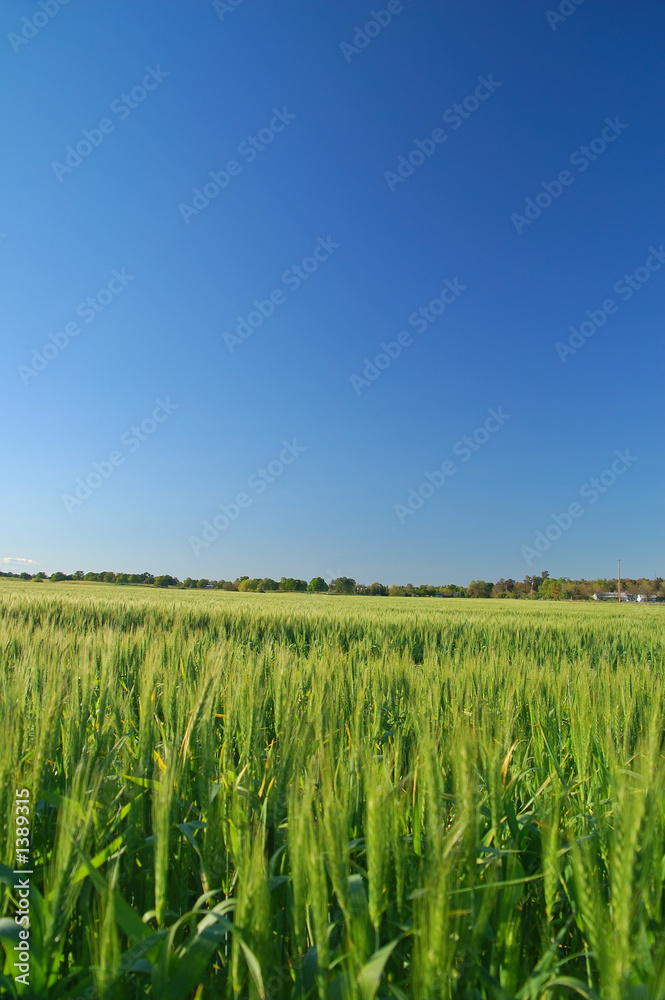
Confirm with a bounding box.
[1,582,665,999]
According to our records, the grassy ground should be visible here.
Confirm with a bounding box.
[1,581,664,999]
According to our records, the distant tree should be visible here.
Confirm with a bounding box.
[538,577,560,600]
[279,577,307,592]
[575,579,596,600]
[519,571,547,598]
[28,567,660,600]
[328,577,356,595]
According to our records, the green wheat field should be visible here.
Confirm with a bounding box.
[1,581,665,999]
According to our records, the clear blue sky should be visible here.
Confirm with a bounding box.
[2,0,663,585]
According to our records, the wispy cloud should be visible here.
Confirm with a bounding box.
[0,556,37,565]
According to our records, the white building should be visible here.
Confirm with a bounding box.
[592,592,635,602]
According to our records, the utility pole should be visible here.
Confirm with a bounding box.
[618,558,621,604]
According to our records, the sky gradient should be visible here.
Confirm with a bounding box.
[2,0,663,585]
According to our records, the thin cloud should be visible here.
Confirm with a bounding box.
[0,556,37,565]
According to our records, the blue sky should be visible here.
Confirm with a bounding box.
[2,0,663,585]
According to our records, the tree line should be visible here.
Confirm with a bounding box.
[1,569,664,600]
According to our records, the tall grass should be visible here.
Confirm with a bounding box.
[0,581,664,998]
